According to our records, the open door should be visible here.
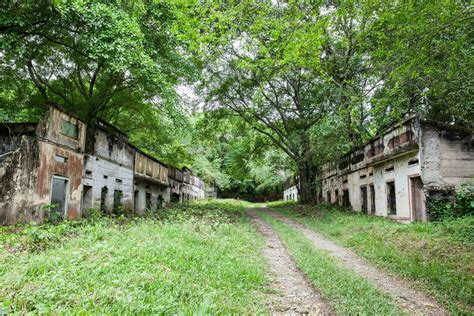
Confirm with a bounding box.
[50,176,68,221]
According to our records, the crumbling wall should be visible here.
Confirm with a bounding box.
[84,128,135,213]
[36,141,84,221]
[0,136,41,225]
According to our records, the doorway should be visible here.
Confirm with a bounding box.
[50,176,69,221]
[369,184,375,215]
[410,176,425,221]
[360,186,368,214]
[82,185,93,212]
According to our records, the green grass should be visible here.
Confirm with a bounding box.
[0,200,269,314]
[271,203,474,314]
[257,211,404,315]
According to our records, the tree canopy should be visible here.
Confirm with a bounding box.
[1,0,472,201]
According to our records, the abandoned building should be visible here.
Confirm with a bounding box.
[0,106,206,225]
[283,184,299,202]
[318,116,473,222]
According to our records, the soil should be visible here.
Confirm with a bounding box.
[264,208,450,316]
[247,208,335,315]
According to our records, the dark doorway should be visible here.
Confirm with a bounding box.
[387,181,397,215]
[335,189,339,206]
[326,191,331,203]
[113,190,123,214]
[50,176,68,221]
[343,189,350,208]
[369,184,376,215]
[411,177,425,221]
[134,190,139,212]
[82,185,93,212]
[360,186,368,214]
[100,186,108,213]
[146,192,152,210]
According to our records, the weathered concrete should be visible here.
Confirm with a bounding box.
[317,116,473,222]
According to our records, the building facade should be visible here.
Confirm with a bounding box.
[320,116,473,222]
[0,106,206,225]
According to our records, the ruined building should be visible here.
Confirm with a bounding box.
[0,106,206,225]
[284,116,473,222]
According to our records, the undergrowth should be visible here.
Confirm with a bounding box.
[0,199,268,314]
[258,211,404,315]
[272,203,474,314]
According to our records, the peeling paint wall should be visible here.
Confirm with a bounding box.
[0,136,41,225]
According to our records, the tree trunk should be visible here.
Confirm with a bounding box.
[297,156,319,204]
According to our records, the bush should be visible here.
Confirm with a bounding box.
[428,184,474,222]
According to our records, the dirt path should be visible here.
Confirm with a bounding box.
[247,208,334,315]
[264,209,449,316]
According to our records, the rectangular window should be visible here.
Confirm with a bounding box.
[50,176,68,221]
[387,181,397,215]
[360,186,368,214]
[54,154,68,164]
[60,119,79,139]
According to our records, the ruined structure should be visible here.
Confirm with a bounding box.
[316,116,473,222]
[0,106,206,225]
[283,184,299,202]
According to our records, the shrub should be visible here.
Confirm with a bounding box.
[428,184,474,222]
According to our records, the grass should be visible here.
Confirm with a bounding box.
[257,211,404,315]
[271,202,474,315]
[0,200,269,314]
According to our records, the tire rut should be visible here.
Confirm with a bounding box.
[265,208,449,316]
[247,208,334,316]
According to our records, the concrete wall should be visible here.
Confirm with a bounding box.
[83,128,135,214]
[0,136,41,225]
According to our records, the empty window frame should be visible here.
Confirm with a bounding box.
[386,181,397,215]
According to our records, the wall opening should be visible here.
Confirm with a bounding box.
[360,186,368,214]
[146,192,152,210]
[369,184,375,215]
[134,190,139,211]
[326,191,330,203]
[335,189,339,205]
[50,176,68,222]
[100,186,108,213]
[410,176,425,221]
[343,189,350,208]
[82,185,93,212]
[113,190,123,214]
[387,181,397,215]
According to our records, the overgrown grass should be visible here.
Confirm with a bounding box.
[0,200,268,314]
[271,203,474,314]
[257,211,404,315]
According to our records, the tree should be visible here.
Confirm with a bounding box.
[1,0,193,124]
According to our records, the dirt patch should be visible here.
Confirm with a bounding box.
[247,208,334,315]
[266,209,449,316]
